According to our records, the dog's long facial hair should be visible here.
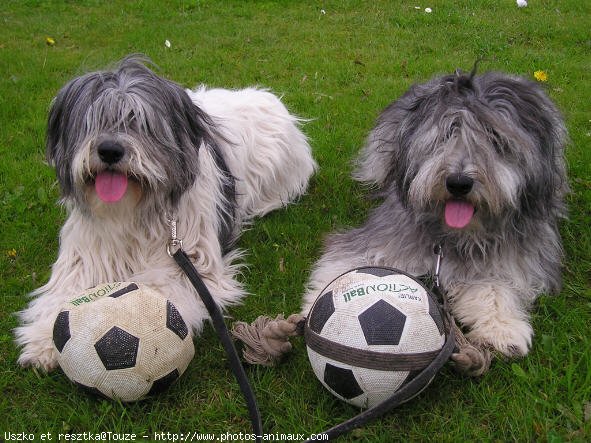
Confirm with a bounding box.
[46,56,234,235]
[304,70,568,372]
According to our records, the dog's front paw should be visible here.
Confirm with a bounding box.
[15,324,60,372]
[18,342,59,372]
[466,317,533,358]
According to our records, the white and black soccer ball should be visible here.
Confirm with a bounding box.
[305,267,445,409]
[52,282,195,402]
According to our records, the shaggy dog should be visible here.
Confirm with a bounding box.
[302,69,568,372]
[16,56,316,371]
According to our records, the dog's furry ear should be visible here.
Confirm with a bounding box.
[45,72,98,195]
[478,73,569,216]
[353,76,446,194]
[481,74,568,156]
[158,76,220,203]
[46,89,65,168]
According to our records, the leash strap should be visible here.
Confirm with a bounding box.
[303,285,455,442]
[172,249,263,443]
[172,219,451,443]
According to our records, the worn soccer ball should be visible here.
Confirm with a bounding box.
[305,267,445,408]
[52,282,195,402]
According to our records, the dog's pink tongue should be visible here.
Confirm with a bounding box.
[95,172,128,203]
[445,200,474,229]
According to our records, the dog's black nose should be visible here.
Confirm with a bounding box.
[97,141,125,165]
[446,173,474,197]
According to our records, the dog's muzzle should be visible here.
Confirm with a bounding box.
[97,140,125,165]
[445,173,474,197]
[90,140,127,203]
[90,140,131,203]
[444,173,475,229]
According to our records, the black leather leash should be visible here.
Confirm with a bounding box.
[171,210,453,442]
[172,248,263,443]
[167,217,263,443]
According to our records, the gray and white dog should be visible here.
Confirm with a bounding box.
[302,69,568,372]
[16,56,316,370]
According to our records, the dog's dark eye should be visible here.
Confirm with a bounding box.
[127,110,137,125]
[492,139,502,153]
[444,122,460,141]
[493,139,510,155]
[488,129,509,155]
[125,110,140,132]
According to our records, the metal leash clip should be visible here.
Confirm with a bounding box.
[433,243,444,290]
[166,214,183,257]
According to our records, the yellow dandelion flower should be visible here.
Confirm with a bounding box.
[46,37,56,46]
[534,70,548,82]
[7,248,17,259]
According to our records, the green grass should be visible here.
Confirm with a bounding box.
[1,0,590,441]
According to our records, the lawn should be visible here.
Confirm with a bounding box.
[1,0,589,441]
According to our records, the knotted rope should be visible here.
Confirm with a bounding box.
[231,312,491,376]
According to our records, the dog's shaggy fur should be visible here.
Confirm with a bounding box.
[302,70,568,370]
[16,56,316,370]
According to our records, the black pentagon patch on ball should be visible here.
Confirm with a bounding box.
[358,299,406,345]
[109,283,139,298]
[53,311,71,353]
[148,369,180,396]
[427,294,445,335]
[356,267,396,278]
[94,326,139,370]
[323,363,363,399]
[308,291,335,334]
[166,301,188,340]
